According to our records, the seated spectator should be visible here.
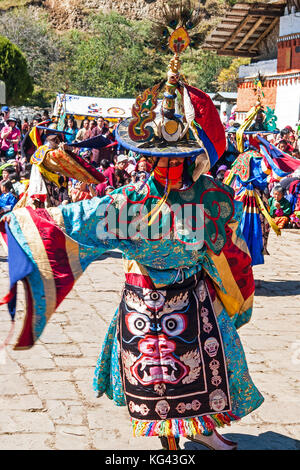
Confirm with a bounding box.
[289,194,300,228]
[0,117,21,161]
[276,140,289,153]
[215,165,228,182]
[114,154,130,188]
[132,157,152,183]
[10,172,26,198]
[0,167,13,184]
[126,155,137,176]
[104,186,114,195]
[70,181,96,202]
[278,129,294,154]
[0,180,18,214]
[268,185,291,228]
[283,175,300,228]
[100,158,116,187]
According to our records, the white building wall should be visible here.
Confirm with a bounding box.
[279,10,300,36]
[0,81,6,105]
[275,82,300,129]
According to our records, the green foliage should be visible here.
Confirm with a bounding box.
[0,34,33,105]
[0,7,65,83]
[217,57,250,92]
[60,13,166,98]
[181,49,232,93]
[0,6,240,106]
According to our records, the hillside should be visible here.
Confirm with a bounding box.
[0,0,167,30]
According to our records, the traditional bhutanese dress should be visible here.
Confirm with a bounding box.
[2,174,264,438]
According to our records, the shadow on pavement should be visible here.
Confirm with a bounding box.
[183,431,300,450]
[0,255,7,263]
[254,280,300,296]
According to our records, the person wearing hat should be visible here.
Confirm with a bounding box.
[0,106,10,130]
[114,154,130,188]
[215,165,228,182]
[1,27,263,452]
[0,117,21,161]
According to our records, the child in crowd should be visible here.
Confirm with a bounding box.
[0,180,18,214]
[268,185,291,228]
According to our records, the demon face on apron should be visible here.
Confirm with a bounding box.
[118,273,231,422]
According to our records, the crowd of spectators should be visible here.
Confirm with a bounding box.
[215,110,300,229]
[0,103,299,229]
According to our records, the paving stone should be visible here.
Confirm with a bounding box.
[0,411,54,433]
[0,395,44,411]
[0,231,300,449]
[45,400,84,426]
[55,425,90,450]
[0,375,32,396]
[0,434,53,450]
[33,381,80,400]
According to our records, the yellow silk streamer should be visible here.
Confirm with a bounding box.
[141,168,171,226]
[38,164,61,187]
[236,104,261,153]
[254,190,281,236]
[146,183,171,226]
[223,170,234,187]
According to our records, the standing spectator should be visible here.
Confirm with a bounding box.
[0,117,21,161]
[64,117,78,144]
[75,119,91,142]
[90,116,109,166]
[89,120,97,133]
[220,111,227,127]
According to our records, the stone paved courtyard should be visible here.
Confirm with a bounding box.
[0,230,300,450]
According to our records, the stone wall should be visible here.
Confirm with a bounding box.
[45,0,165,30]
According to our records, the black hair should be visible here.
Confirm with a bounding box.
[2,167,13,174]
[100,159,111,169]
[274,185,284,194]
[1,180,13,191]
[280,129,289,137]
[9,172,20,182]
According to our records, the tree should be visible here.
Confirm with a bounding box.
[217,58,250,92]
[0,7,65,83]
[181,49,233,93]
[63,13,166,98]
[0,35,33,105]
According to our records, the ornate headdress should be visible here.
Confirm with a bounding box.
[116,26,226,183]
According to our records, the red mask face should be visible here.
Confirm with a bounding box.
[154,162,184,185]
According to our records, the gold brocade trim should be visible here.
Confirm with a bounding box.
[43,148,100,184]
[14,209,57,324]
[123,259,149,278]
